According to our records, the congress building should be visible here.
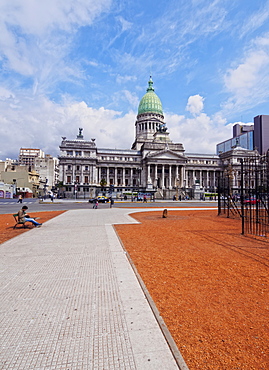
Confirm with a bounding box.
[58,77,231,199]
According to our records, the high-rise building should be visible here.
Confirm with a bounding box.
[254,115,269,155]
[217,115,269,156]
[19,148,45,168]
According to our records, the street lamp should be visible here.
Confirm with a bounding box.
[13,179,17,198]
[74,182,78,199]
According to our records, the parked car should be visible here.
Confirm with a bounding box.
[88,196,109,203]
[244,197,260,205]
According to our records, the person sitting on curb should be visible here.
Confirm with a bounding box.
[18,206,42,227]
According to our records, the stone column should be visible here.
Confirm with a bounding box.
[180,166,184,187]
[175,165,179,186]
[130,168,133,187]
[106,167,109,185]
[162,165,165,188]
[155,164,158,187]
[147,164,152,184]
[123,168,126,188]
[169,165,172,189]
[91,165,94,184]
[114,167,117,186]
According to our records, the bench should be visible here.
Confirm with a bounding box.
[13,214,31,229]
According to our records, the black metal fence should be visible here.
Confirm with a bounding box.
[218,152,269,237]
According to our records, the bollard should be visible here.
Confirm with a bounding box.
[162,209,168,218]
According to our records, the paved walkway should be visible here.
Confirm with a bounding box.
[0,208,197,369]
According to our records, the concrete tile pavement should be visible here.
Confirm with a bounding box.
[0,208,189,370]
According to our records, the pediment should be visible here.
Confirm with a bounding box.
[146,149,186,161]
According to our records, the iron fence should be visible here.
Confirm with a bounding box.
[218,152,269,237]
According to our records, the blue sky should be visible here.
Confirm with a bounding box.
[1,0,269,160]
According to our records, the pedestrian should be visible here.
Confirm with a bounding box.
[18,206,42,227]
[143,195,147,203]
[110,198,114,208]
[17,194,23,203]
[93,199,98,209]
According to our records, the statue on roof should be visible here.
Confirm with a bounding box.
[157,122,167,133]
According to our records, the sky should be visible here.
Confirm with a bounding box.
[1,0,269,160]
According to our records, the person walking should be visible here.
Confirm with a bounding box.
[17,195,23,203]
[110,198,114,208]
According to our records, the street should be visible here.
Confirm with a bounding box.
[0,198,218,215]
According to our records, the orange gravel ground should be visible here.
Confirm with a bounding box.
[0,211,65,244]
[115,210,269,370]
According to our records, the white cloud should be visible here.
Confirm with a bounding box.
[186,94,204,116]
[239,1,269,38]
[116,16,132,32]
[116,74,137,85]
[224,50,269,96]
[166,95,234,153]
[0,0,111,37]
[0,0,111,81]
[222,33,269,115]
[167,111,231,153]
[0,93,135,160]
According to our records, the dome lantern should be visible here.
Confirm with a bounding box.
[138,77,163,116]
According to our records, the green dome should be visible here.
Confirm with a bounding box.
[138,77,163,115]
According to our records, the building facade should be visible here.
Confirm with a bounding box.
[58,77,224,199]
[34,154,59,196]
[217,115,269,156]
[19,148,45,167]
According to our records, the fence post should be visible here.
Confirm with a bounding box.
[217,176,221,215]
[240,159,244,235]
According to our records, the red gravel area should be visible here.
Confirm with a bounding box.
[115,210,269,370]
[0,211,65,244]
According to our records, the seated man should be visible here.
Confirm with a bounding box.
[18,206,42,227]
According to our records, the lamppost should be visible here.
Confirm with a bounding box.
[12,179,17,198]
[43,178,48,199]
[74,182,78,199]
[175,178,180,201]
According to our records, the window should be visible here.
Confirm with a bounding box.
[85,166,89,170]
[67,176,71,183]
[84,176,89,184]
[76,166,80,171]
[75,151,81,156]
[76,176,80,183]
[67,151,73,156]
[67,165,71,170]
